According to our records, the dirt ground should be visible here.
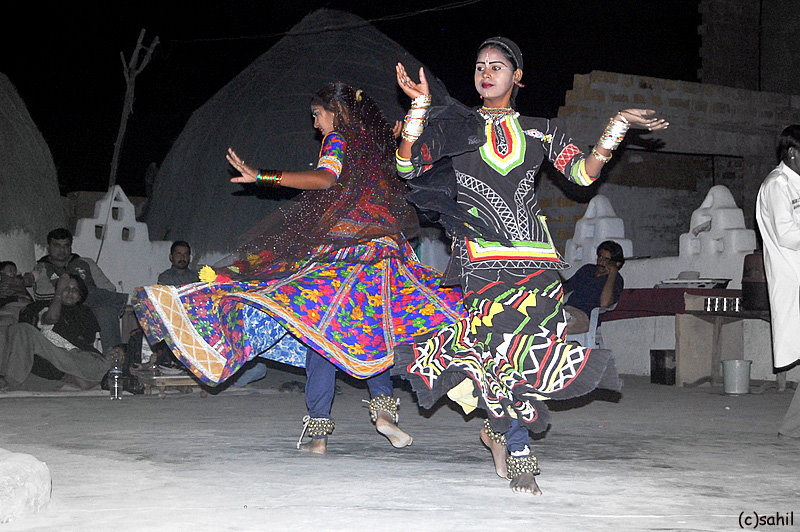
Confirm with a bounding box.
[1,365,798,531]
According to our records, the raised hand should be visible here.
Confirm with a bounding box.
[618,109,669,131]
[396,63,430,100]
[227,147,258,183]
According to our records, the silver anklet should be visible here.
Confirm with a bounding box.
[483,419,507,444]
[296,415,334,448]
[364,394,399,424]
[506,453,541,478]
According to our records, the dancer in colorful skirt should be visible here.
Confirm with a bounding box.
[393,37,668,494]
[134,82,463,453]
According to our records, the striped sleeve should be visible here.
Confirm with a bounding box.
[543,120,596,187]
[316,132,347,179]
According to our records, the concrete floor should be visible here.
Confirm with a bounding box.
[1,365,798,531]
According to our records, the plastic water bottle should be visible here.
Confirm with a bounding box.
[109,365,123,400]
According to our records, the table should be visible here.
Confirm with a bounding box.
[603,288,741,321]
[130,366,208,399]
[599,288,773,386]
[682,309,770,386]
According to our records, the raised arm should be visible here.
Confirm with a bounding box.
[584,109,669,178]
[395,63,431,161]
[227,148,335,190]
[598,261,620,308]
[41,274,71,325]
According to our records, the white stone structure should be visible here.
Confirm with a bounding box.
[0,230,38,276]
[71,187,173,295]
[563,194,633,276]
[68,186,230,296]
[0,448,51,523]
[620,185,756,290]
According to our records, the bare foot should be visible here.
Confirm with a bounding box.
[62,374,98,390]
[375,411,413,448]
[509,472,542,495]
[298,437,327,454]
[480,428,509,479]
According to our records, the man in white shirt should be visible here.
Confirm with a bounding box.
[756,124,800,438]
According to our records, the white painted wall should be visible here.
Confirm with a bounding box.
[64,186,794,385]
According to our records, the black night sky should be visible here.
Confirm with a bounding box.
[2,0,700,197]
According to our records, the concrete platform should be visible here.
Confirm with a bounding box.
[0,365,797,531]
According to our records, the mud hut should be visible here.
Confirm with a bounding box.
[143,9,450,258]
[0,73,65,270]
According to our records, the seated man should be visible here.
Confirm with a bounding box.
[0,273,111,390]
[157,241,199,286]
[562,240,625,334]
[34,228,128,352]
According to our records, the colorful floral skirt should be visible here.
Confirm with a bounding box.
[133,239,464,386]
[394,267,619,434]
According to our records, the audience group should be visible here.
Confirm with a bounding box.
[0,229,200,392]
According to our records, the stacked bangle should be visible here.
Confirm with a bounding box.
[395,149,414,174]
[596,114,630,151]
[401,94,432,144]
[256,169,283,186]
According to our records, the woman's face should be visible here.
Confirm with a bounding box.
[474,46,520,106]
[60,277,82,307]
[311,105,335,136]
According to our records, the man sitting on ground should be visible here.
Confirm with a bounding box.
[35,228,128,352]
[562,240,625,334]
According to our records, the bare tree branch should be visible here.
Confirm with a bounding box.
[108,28,159,192]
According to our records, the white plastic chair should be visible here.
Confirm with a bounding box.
[566,304,616,349]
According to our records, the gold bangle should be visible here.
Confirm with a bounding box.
[591,147,612,163]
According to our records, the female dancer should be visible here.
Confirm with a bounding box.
[134,82,462,453]
[393,37,667,494]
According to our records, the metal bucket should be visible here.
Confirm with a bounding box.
[721,359,751,394]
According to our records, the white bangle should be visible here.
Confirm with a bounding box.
[411,94,431,108]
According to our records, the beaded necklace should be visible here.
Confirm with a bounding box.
[478,106,519,123]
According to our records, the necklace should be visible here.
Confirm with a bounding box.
[478,106,519,123]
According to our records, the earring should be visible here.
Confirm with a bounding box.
[514,81,525,88]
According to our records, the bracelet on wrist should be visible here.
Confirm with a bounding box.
[590,147,612,163]
[596,116,630,151]
[256,169,283,186]
[410,94,431,108]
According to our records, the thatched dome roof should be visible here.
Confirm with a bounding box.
[143,8,450,255]
[0,73,65,243]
